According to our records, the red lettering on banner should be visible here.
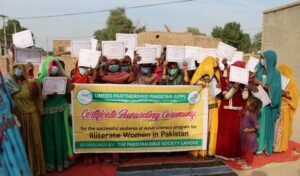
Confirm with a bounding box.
[118,109,160,121]
[162,110,196,121]
[80,108,196,121]
[80,108,117,121]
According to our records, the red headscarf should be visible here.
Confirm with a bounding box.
[101,59,130,84]
[71,61,90,83]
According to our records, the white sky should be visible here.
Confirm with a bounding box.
[0,0,296,51]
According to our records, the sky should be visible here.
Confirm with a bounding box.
[0,0,296,51]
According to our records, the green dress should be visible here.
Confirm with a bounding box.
[255,50,282,155]
[257,75,267,154]
[37,56,74,172]
[42,93,73,172]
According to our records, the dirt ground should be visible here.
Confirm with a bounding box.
[237,108,300,176]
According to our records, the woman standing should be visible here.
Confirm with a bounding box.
[255,50,281,155]
[0,71,32,176]
[160,61,189,85]
[131,54,157,85]
[11,64,46,175]
[216,61,249,160]
[273,64,298,152]
[93,57,134,84]
[37,56,73,172]
[189,56,221,159]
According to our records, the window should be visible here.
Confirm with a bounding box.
[156,35,160,39]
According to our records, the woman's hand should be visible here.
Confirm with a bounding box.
[183,61,188,71]
[163,60,168,67]
[155,57,164,66]
[282,90,292,99]
[133,54,141,63]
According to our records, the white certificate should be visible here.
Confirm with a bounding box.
[252,85,271,107]
[136,47,157,64]
[230,51,244,65]
[78,49,101,68]
[178,58,196,70]
[185,46,201,60]
[12,30,34,48]
[102,41,125,59]
[116,33,137,49]
[246,56,260,72]
[216,42,237,61]
[229,66,249,85]
[42,77,67,95]
[210,78,222,99]
[14,47,42,64]
[166,45,185,62]
[144,44,161,58]
[198,48,216,63]
[90,38,98,51]
[71,41,91,57]
[281,74,290,90]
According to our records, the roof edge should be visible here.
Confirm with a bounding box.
[264,1,300,14]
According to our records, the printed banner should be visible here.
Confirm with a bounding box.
[72,84,208,153]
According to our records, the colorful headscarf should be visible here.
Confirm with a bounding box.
[191,56,220,85]
[256,50,282,119]
[37,56,67,83]
[71,61,90,83]
[10,64,28,80]
[277,64,299,116]
[101,59,130,84]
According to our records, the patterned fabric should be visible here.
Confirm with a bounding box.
[0,71,32,176]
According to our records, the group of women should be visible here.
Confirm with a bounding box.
[0,47,298,175]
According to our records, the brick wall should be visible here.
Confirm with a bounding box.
[53,40,71,56]
[137,31,221,48]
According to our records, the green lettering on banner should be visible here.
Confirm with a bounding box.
[91,92,188,103]
[75,139,202,149]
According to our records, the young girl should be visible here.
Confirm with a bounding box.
[239,97,262,169]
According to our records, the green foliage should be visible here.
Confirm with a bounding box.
[94,8,146,42]
[0,19,27,46]
[211,22,251,52]
[186,27,206,36]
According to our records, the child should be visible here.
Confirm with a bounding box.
[239,97,262,169]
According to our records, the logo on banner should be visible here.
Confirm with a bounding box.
[188,91,200,105]
[77,89,93,105]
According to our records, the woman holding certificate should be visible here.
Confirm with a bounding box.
[273,64,298,152]
[93,56,135,84]
[160,61,189,85]
[189,56,221,159]
[10,64,46,175]
[0,71,32,176]
[131,55,157,85]
[37,56,74,172]
[216,61,249,160]
[255,50,281,155]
